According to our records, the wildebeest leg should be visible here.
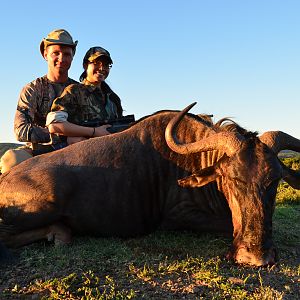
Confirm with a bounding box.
[161,196,233,235]
[0,241,14,264]
[4,222,72,248]
[161,215,233,236]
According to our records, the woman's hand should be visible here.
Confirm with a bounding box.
[93,124,111,137]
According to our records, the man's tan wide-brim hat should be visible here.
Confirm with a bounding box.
[40,29,78,57]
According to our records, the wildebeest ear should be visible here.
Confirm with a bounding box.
[282,165,300,190]
[178,166,220,188]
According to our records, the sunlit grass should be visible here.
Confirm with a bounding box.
[276,182,300,205]
[127,256,286,299]
[7,271,135,300]
[276,155,300,205]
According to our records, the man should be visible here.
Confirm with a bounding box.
[0,29,78,173]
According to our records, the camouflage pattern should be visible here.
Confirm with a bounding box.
[40,29,78,56]
[84,47,113,64]
[50,79,123,125]
[14,75,77,144]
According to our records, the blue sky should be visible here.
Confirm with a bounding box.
[0,0,299,142]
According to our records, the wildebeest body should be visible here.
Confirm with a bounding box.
[0,113,230,236]
[1,105,300,266]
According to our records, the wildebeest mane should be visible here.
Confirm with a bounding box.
[134,109,257,139]
[214,118,258,139]
[135,109,215,127]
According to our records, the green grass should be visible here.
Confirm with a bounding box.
[276,182,300,205]
[9,272,135,300]
[280,156,300,170]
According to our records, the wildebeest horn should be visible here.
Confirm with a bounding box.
[259,131,300,155]
[165,102,244,156]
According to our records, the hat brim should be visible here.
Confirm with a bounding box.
[40,40,78,57]
[88,53,113,64]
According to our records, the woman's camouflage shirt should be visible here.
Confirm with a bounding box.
[50,80,122,125]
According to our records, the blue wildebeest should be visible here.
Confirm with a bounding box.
[0,103,300,266]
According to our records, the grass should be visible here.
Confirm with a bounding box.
[0,149,299,299]
[1,209,299,299]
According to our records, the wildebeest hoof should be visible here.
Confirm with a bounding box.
[48,223,72,246]
[46,232,54,242]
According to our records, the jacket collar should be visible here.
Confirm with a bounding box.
[82,79,103,92]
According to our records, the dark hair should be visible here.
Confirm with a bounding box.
[79,70,87,82]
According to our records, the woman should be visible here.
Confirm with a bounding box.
[46,46,123,144]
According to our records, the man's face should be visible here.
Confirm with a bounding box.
[44,44,73,77]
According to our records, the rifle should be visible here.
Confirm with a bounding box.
[32,115,135,156]
[80,114,135,134]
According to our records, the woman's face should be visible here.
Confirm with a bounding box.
[86,57,111,84]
